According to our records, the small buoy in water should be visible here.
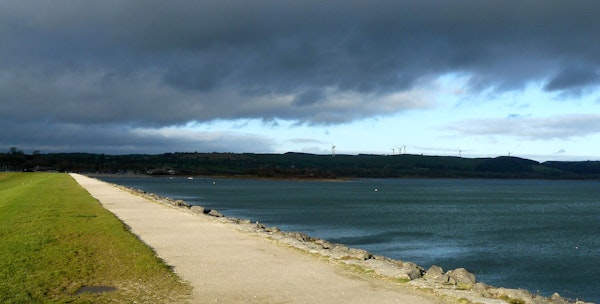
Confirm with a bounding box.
[575,246,580,250]
[212,181,216,185]
[374,188,378,192]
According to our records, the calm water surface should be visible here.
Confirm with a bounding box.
[100,176,600,302]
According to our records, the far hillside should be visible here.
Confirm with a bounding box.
[1,149,599,180]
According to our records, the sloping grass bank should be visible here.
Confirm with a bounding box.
[0,172,191,303]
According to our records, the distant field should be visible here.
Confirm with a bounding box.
[0,172,191,303]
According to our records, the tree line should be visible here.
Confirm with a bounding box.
[2,148,600,180]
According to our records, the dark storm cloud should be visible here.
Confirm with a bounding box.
[544,65,600,93]
[2,0,600,152]
[292,89,326,107]
[0,119,274,154]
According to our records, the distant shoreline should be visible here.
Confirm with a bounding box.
[5,152,600,180]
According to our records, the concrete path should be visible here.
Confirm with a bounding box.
[71,174,441,304]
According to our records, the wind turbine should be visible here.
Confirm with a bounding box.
[331,144,336,157]
[458,148,462,158]
[392,148,395,155]
[402,145,407,154]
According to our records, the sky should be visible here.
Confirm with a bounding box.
[2,0,600,162]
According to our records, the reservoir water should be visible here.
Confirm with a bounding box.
[99,176,600,302]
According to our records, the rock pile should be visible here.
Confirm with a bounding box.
[118,183,592,304]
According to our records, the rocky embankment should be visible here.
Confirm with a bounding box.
[120,185,593,304]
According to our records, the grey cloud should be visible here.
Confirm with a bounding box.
[544,65,600,93]
[446,114,600,140]
[0,120,274,154]
[292,89,326,107]
[289,138,326,145]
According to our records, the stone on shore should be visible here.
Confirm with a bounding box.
[447,267,477,289]
[399,262,425,280]
[173,200,190,208]
[423,265,445,282]
[488,287,545,304]
[423,266,476,289]
[314,239,332,249]
[190,206,205,214]
[207,209,224,217]
[549,293,571,304]
[471,282,490,296]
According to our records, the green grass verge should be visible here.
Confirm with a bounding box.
[0,172,191,303]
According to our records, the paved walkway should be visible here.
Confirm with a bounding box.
[71,174,441,304]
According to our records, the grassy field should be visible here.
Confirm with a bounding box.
[0,172,191,303]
